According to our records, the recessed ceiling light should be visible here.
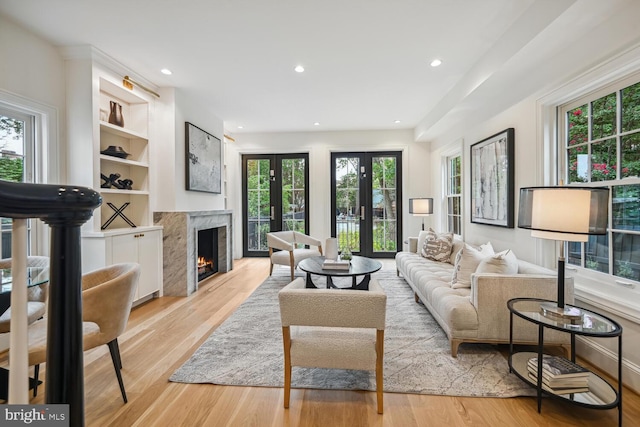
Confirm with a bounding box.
[313,122,320,126]
[160,68,172,75]
[294,65,305,73]
[394,120,401,124]
[430,59,442,67]
[237,125,244,129]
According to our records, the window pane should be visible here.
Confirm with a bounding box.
[622,81,640,133]
[612,184,640,230]
[585,235,609,274]
[613,232,640,281]
[621,131,640,178]
[590,138,616,182]
[568,241,582,267]
[567,104,588,146]
[568,146,588,183]
[591,92,617,139]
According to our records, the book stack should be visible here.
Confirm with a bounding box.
[322,259,351,270]
[527,355,589,394]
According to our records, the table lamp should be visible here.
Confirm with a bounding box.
[409,198,433,231]
[517,186,609,321]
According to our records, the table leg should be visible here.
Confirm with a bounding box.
[305,273,317,288]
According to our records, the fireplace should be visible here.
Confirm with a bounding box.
[197,227,219,281]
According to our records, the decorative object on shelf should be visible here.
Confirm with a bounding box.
[117,178,133,190]
[185,122,222,193]
[101,202,136,230]
[471,128,515,228]
[100,145,130,159]
[108,101,124,127]
[517,186,609,321]
[325,238,339,260]
[101,172,121,188]
[409,197,433,231]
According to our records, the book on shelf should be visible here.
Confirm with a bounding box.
[322,259,351,270]
[527,373,589,395]
[527,365,589,388]
[527,355,589,379]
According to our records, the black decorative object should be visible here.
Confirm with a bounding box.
[470,128,515,228]
[101,173,121,188]
[185,122,222,193]
[101,202,136,229]
[100,145,130,159]
[108,101,124,127]
[117,179,133,190]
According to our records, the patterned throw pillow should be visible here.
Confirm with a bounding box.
[420,228,454,262]
[451,242,495,288]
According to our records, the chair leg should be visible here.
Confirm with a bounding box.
[33,364,40,398]
[107,339,128,403]
[289,251,295,281]
[283,327,291,409]
[376,330,384,414]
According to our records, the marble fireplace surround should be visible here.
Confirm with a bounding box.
[154,210,233,296]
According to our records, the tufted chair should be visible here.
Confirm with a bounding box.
[25,263,140,401]
[267,231,323,281]
[0,256,50,333]
[278,277,387,413]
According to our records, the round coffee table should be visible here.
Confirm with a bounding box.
[298,256,382,290]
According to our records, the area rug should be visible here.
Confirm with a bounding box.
[170,268,535,397]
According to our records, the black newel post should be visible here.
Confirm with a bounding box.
[0,180,101,427]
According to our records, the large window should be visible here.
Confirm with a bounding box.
[0,107,36,258]
[445,154,462,235]
[559,75,640,292]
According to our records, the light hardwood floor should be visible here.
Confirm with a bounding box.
[4,257,639,426]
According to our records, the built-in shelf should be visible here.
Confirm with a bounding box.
[99,121,147,140]
[100,155,148,168]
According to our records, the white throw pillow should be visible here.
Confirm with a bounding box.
[416,230,430,255]
[421,228,454,262]
[451,242,494,288]
[476,249,518,275]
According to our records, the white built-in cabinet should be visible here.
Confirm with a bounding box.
[65,49,163,303]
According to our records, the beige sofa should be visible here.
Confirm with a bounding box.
[395,237,573,357]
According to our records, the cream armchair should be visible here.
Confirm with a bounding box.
[267,231,323,280]
[278,277,387,413]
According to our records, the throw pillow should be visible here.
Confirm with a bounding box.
[476,249,518,275]
[416,230,430,255]
[451,242,494,288]
[421,228,454,262]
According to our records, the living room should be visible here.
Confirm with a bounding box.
[1,0,640,425]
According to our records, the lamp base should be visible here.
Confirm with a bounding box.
[539,302,582,324]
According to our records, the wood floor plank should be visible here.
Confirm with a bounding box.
[2,257,638,426]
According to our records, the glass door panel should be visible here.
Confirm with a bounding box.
[372,155,397,253]
[335,156,361,253]
[245,158,271,253]
[281,157,306,233]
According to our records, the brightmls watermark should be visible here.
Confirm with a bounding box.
[2,405,68,426]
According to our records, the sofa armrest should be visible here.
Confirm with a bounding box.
[408,237,418,253]
[470,273,574,341]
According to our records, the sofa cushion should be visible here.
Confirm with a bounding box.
[421,228,453,262]
[476,249,518,275]
[451,242,494,289]
[449,238,465,265]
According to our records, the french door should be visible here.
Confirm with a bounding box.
[331,151,402,258]
[242,153,309,257]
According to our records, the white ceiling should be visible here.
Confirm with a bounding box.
[1,0,640,140]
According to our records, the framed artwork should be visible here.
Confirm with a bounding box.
[185,122,222,193]
[470,128,514,228]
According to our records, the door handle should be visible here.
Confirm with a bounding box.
[270,206,275,220]
[360,206,365,221]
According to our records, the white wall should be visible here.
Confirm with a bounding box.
[229,129,423,259]
[153,88,226,212]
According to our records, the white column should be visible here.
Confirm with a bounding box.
[9,218,29,403]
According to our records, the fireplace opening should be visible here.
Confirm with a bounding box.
[197,228,219,282]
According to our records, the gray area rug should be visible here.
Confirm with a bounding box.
[170,268,535,397]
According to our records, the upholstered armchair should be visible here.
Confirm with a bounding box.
[0,256,50,333]
[25,262,140,401]
[267,231,323,281]
[278,277,387,413]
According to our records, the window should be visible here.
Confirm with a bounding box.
[558,74,640,294]
[445,154,462,235]
[0,107,36,258]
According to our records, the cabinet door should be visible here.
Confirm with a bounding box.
[136,230,161,299]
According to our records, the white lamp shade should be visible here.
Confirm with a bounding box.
[409,198,433,216]
[518,187,608,242]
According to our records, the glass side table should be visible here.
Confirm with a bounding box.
[507,297,623,427]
